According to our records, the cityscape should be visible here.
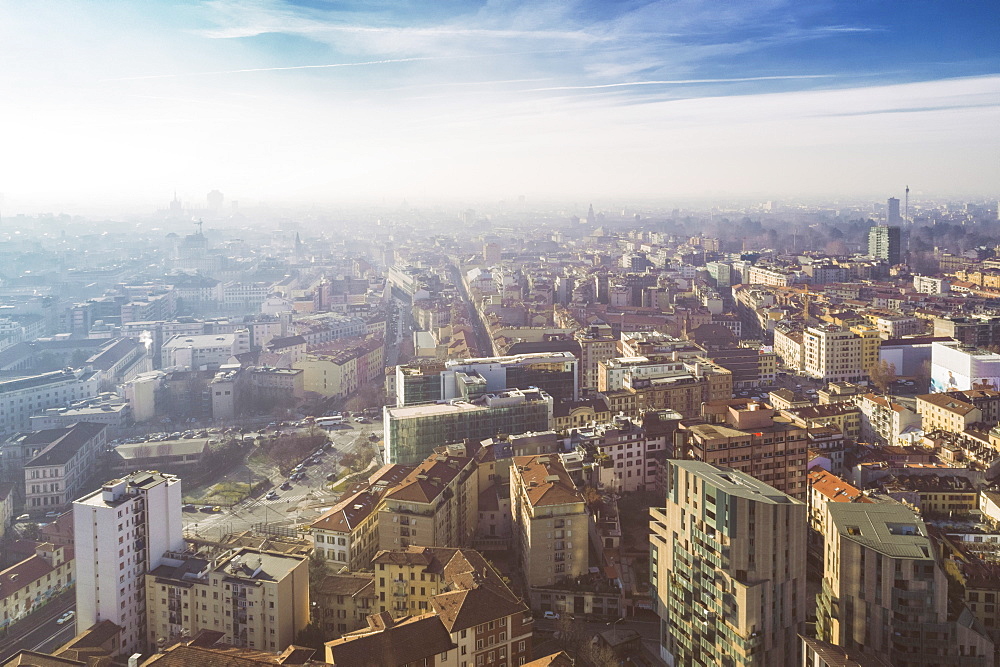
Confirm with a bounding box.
[1,1,1000,667]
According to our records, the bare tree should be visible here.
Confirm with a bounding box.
[869,360,897,394]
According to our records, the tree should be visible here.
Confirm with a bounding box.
[294,622,326,652]
[869,360,897,394]
[583,641,620,667]
[308,550,329,600]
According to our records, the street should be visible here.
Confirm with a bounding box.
[0,594,75,663]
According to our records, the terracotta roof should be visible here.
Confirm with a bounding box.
[0,554,57,600]
[916,393,977,415]
[326,613,455,667]
[2,651,85,666]
[316,573,374,597]
[311,489,381,534]
[522,653,575,667]
[512,455,584,507]
[383,452,474,505]
[808,469,872,504]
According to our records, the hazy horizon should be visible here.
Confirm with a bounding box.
[2,0,998,215]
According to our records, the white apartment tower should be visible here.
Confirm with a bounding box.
[73,471,184,655]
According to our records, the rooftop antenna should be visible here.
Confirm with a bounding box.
[194,218,204,235]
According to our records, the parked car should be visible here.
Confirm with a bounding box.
[265,490,279,500]
[199,506,214,513]
[543,611,560,620]
[280,481,292,490]
[183,504,197,512]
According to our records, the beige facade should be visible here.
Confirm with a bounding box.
[916,393,982,434]
[510,455,589,588]
[145,548,309,653]
[816,502,993,666]
[378,443,480,551]
[803,325,869,383]
[650,460,806,667]
[575,325,618,391]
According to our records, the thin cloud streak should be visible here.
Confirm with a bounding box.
[523,74,839,92]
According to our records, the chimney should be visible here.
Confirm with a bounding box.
[128,654,142,667]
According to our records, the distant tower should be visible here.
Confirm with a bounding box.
[887,197,901,223]
[904,185,910,223]
[169,191,182,215]
[587,204,596,226]
[868,224,901,265]
[207,189,223,211]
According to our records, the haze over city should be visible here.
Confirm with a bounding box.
[1,0,998,214]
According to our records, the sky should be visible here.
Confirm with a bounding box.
[1,0,998,213]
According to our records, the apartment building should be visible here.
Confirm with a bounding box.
[295,335,385,400]
[144,548,309,652]
[602,360,732,419]
[22,422,107,516]
[570,415,668,493]
[679,401,810,500]
[916,392,983,433]
[73,471,185,655]
[650,460,806,667]
[0,542,75,631]
[773,327,805,372]
[855,393,922,446]
[510,454,589,588]
[783,403,862,441]
[807,469,873,538]
[328,547,533,667]
[384,388,552,466]
[0,368,101,435]
[575,325,619,391]
[816,502,993,666]
[378,443,480,551]
[597,356,686,393]
[802,325,872,384]
[312,572,377,639]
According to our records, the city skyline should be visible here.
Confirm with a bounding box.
[1,0,998,213]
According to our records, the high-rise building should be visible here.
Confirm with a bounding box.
[887,197,901,223]
[74,471,184,655]
[650,460,806,666]
[384,388,552,466]
[867,225,901,266]
[816,502,993,665]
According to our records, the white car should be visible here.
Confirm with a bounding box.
[543,611,560,620]
[57,611,75,625]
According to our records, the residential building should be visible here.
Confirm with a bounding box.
[802,325,869,384]
[916,392,983,434]
[22,423,108,516]
[807,469,873,538]
[650,460,806,667]
[510,454,589,588]
[933,316,1000,349]
[73,471,185,655]
[783,404,862,441]
[867,225,901,265]
[144,548,309,652]
[816,502,993,666]
[602,359,732,419]
[328,547,533,667]
[294,336,385,400]
[679,401,810,500]
[312,464,412,570]
[312,572,377,639]
[378,443,480,551]
[855,393,922,446]
[570,415,668,493]
[551,396,611,431]
[0,542,75,634]
[800,636,893,667]
[440,352,579,403]
[384,388,552,466]
[575,325,618,391]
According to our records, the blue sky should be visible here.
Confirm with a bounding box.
[1,0,997,211]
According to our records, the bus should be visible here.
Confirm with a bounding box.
[316,415,344,428]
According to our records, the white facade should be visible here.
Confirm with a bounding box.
[74,471,184,656]
[160,330,250,370]
[803,325,865,383]
[0,369,101,435]
[930,341,1000,393]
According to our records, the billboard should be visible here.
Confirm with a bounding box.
[930,342,1000,393]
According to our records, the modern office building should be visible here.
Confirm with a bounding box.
[650,460,806,667]
[887,197,901,223]
[816,502,993,666]
[867,225,901,266]
[74,471,185,655]
[510,454,589,588]
[384,388,552,466]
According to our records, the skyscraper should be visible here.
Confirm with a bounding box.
[887,197,901,223]
[867,225,901,265]
[74,471,184,655]
[650,460,806,666]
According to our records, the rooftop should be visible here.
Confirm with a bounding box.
[673,460,800,505]
[828,502,934,560]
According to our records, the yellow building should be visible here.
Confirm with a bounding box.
[144,548,309,652]
[916,393,982,434]
[0,543,74,630]
[849,324,881,374]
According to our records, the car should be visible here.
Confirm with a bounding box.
[183,504,197,512]
[543,611,560,620]
[265,490,279,500]
[327,472,337,481]
[212,506,221,513]
[15,513,29,522]
[199,505,214,513]
[56,611,75,625]
[280,481,292,490]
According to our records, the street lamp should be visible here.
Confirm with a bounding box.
[609,617,625,643]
